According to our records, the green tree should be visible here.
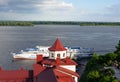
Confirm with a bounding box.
[105,53,117,60]
[87,70,100,82]
[114,40,120,54]
[112,79,119,82]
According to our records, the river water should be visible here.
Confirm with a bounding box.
[0,25,120,70]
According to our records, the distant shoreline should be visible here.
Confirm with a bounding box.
[0,21,120,26]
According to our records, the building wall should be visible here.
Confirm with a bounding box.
[49,51,67,59]
[74,76,78,82]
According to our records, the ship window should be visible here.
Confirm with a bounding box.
[57,53,60,57]
[63,53,65,57]
[51,53,54,57]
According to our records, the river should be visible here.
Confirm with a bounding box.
[0,25,120,70]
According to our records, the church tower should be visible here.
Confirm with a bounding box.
[48,38,67,59]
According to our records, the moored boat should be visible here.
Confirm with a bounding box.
[12,46,94,59]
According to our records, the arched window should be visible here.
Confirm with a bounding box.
[57,53,60,57]
[51,53,54,57]
[63,53,65,57]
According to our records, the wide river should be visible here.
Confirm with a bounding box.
[0,25,120,70]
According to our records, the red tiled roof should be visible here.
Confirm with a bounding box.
[49,38,67,51]
[36,67,75,82]
[53,68,76,82]
[54,69,75,82]
[56,66,80,77]
[54,69,71,77]
[0,70,29,79]
[34,64,46,77]
[57,76,75,82]
[41,58,77,66]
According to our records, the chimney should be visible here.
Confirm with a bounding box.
[66,57,70,64]
[56,57,60,65]
[0,67,2,71]
[20,67,24,70]
[36,54,43,63]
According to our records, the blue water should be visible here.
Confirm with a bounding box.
[0,25,120,70]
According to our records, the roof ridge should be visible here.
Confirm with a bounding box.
[56,66,80,77]
[49,38,67,51]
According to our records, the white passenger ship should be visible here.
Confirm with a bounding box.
[12,46,94,59]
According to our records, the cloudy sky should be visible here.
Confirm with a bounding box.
[0,0,120,22]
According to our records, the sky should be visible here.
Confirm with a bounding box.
[0,0,120,22]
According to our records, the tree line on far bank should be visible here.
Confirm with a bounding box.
[32,21,120,26]
[0,21,33,26]
[0,21,120,26]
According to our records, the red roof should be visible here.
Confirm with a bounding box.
[33,64,46,77]
[36,66,76,82]
[0,70,29,80]
[49,38,67,51]
[56,66,80,77]
[53,69,75,82]
[57,76,75,82]
[41,58,78,66]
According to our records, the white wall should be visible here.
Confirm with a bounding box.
[49,50,67,59]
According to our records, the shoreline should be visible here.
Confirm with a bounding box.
[0,21,120,26]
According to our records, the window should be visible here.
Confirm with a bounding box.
[63,53,65,57]
[51,53,54,57]
[57,53,60,57]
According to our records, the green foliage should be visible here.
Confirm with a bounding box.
[116,54,120,62]
[112,79,119,82]
[32,21,120,26]
[79,51,119,82]
[114,40,120,62]
[0,21,33,26]
[86,53,99,67]
[105,53,117,60]
[87,70,100,82]
[100,76,112,82]
[1,21,120,26]
[114,40,120,54]
[102,68,115,76]
[80,22,120,26]
[108,68,115,75]
[100,76,119,82]
[79,41,120,82]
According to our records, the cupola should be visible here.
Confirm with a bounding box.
[48,38,67,59]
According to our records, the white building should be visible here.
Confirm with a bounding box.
[36,38,80,82]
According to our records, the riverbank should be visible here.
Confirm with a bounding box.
[0,21,33,26]
[0,21,120,26]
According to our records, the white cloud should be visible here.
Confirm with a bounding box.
[36,0,74,11]
[106,3,120,14]
[0,0,120,22]
[0,0,9,5]
[0,0,75,21]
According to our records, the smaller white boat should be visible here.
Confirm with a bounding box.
[12,46,50,59]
